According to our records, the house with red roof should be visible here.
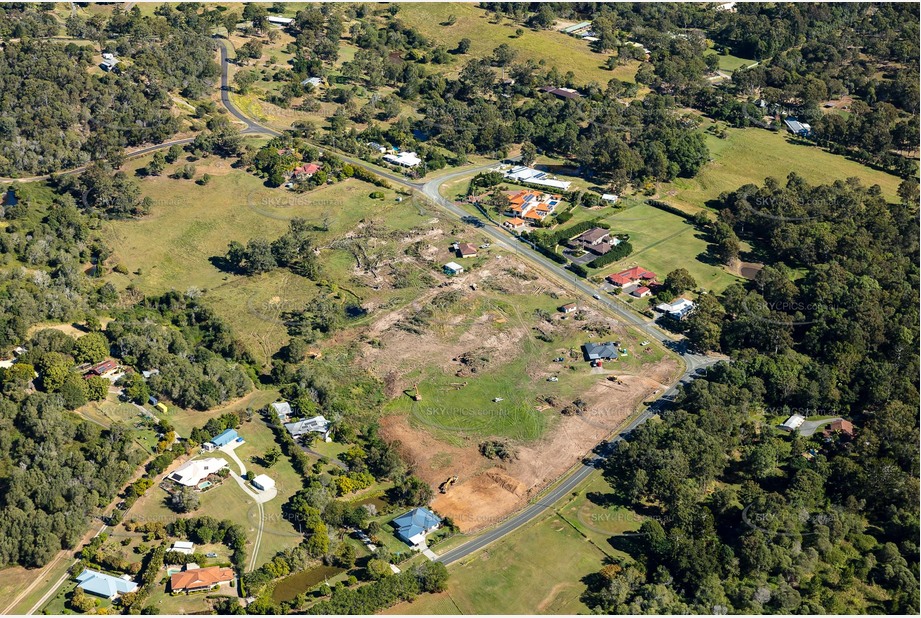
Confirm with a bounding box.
[293,163,321,179]
[607,266,657,287]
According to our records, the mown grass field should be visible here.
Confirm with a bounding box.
[597,199,744,296]
[395,2,639,85]
[703,48,757,72]
[386,508,608,614]
[660,125,907,211]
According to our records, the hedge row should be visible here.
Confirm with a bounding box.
[646,199,694,221]
[586,240,634,269]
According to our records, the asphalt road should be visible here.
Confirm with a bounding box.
[8,36,724,586]
[215,37,724,564]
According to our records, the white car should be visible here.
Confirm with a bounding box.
[593,294,601,300]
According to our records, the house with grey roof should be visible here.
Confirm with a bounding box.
[583,342,620,361]
[271,401,292,423]
[284,415,332,442]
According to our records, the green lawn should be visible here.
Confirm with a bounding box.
[387,509,608,614]
[660,126,906,212]
[396,3,640,85]
[704,48,757,72]
[597,199,744,296]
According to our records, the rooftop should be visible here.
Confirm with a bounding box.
[170,566,235,591]
[75,569,138,598]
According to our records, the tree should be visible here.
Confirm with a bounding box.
[233,70,258,95]
[146,151,166,176]
[170,487,200,513]
[456,38,471,54]
[70,587,96,613]
[492,43,517,67]
[121,372,150,405]
[664,269,697,295]
[366,558,391,580]
[36,352,72,392]
[520,141,537,167]
[262,446,281,467]
[415,561,449,592]
[86,376,109,401]
[73,332,109,364]
[165,144,183,163]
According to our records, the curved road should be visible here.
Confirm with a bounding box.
[216,35,724,565]
[8,36,721,591]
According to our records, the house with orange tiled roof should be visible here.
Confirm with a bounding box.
[170,566,235,593]
[607,266,657,287]
[504,189,563,225]
[503,217,527,232]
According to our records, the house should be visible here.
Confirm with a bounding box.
[560,303,577,314]
[292,162,321,178]
[252,474,275,491]
[503,217,527,232]
[602,194,619,204]
[87,359,117,376]
[75,569,138,600]
[391,507,442,546]
[571,227,610,247]
[501,165,572,191]
[141,369,159,379]
[170,541,195,555]
[539,86,582,100]
[457,243,478,258]
[366,141,387,153]
[505,189,563,223]
[210,428,241,449]
[631,286,652,298]
[284,415,332,441]
[583,342,620,361]
[444,262,464,276]
[271,401,292,423]
[169,566,235,593]
[383,151,422,168]
[570,227,621,255]
[780,414,806,432]
[607,266,657,287]
[268,16,294,25]
[300,76,322,88]
[784,118,812,137]
[100,53,119,72]
[823,419,855,439]
[167,458,228,487]
[657,298,696,320]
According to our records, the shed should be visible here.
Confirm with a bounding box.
[252,474,275,491]
[780,414,806,431]
[443,262,464,275]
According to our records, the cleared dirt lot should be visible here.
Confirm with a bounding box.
[363,255,681,530]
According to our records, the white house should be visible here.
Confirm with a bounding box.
[271,401,293,423]
[268,16,294,25]
[383,151,422,168]
[602,194,619,204]
[168,458,227,487]
[781,414,806,432]
[656,298,696,320]
[301,76,322,88]
[284,415,332,442]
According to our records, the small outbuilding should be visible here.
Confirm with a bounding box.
[780,414,806,432]
[252,474,275,491]
[443,262,464,276]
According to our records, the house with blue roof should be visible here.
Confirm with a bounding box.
[391,507,442,546]
[75,568,138,600]
[210,428,241,449]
